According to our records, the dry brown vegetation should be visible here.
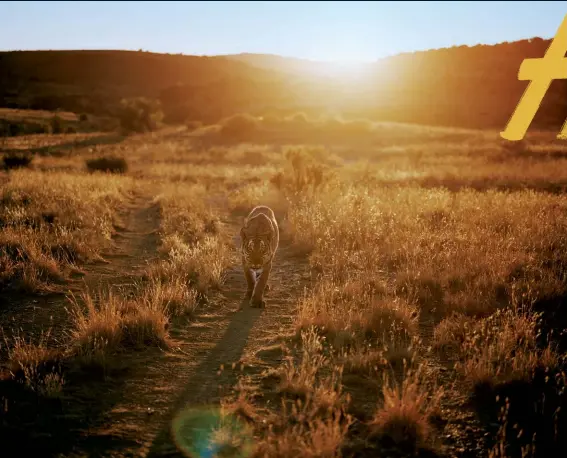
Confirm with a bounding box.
[1,107,566,458]
[0,169,134,292]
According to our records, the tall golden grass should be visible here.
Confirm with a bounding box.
[1,119,566,457]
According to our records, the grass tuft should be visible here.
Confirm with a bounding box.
[86,155,128,174]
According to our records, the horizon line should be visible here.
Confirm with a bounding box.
[0,33,553,65]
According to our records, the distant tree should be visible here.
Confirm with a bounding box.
[50,115,63,134]
[117,97,163,133]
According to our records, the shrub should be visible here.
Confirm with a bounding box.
[370,367,443,453]
[117,97,164,134]
[68,290,169,369]
[186,120,203,132]
[270,147,335,195]
[6,330,64,398]
[219,113,259,142]
[0,120,23,137]
[30,122,50,134]
[86,155,128,174]
[50,115,64,134]
[2,153,33,170]
[0,120,14,137]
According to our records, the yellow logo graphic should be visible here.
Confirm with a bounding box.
[501,14,567,141]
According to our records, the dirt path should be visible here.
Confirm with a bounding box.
[1,183,311,457]
[1,188,491,458]
[0,190,160,351]
[71,190,161,297]
[52,207,311,458]
[144,221,310,458]
[0,188,165,455]
[0,190,491,457]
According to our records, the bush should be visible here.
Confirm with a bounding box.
[0,120,16,137]
[117,97,164,134]
[86,155,128,174]
[50,115,64,134]
[29,122,50,134]
[186,120,203,132]
[260,113,283,129]
[219,113,259,142]
[0,120,24,137]
[0,121,49,137]
[270,147,334,195]
[2,153,33,170]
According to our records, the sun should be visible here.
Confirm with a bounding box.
[306,44,380,81]
[325,61,372,79]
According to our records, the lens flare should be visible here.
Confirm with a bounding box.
[172,407,254,458]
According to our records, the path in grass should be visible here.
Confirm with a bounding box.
[0,188,163,456]
[0,188,160,349]
[55,205,312,457]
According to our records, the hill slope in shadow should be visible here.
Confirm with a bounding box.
[1,37,565,130]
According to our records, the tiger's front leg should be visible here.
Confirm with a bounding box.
[250,262,272,308]
[242,260,255,300]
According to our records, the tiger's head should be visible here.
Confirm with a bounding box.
[240,214,274,269]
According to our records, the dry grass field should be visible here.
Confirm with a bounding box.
[1,111,566,458]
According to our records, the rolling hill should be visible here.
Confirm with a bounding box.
[1,37,565,130]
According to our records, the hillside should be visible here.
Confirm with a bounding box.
[1,37,565,130]
[0,50,291,123]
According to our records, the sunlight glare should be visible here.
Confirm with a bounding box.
[325,61,373,81]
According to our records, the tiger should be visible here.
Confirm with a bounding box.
[240,205,280,308]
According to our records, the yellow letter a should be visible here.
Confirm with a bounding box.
[501,14,567,141]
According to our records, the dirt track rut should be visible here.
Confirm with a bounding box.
[64,198,311,457]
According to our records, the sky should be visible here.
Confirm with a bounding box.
[1,1,566,62]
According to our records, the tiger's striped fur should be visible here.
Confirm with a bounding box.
[240,205,279,308]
